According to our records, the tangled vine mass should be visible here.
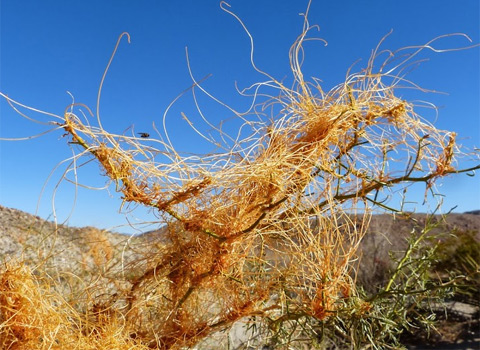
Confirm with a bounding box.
[1,4,479,350]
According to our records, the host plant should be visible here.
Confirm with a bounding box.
[1,2,479,349]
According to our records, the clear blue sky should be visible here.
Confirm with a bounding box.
[1,0,479,233]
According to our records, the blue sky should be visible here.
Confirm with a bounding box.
[1,0,479,233]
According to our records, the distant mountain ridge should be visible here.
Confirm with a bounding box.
[1,204,479,267]
[137,210,480,243]
[465,209,480,215]
[0,204,156,279]
[1,204,478,239]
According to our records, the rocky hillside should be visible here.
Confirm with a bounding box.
[1,204,478,273]
[0,205,163,300]
[0,204,478,349]
[0,205,135,270]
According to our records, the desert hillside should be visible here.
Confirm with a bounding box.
[1,203,478,276]
[0,204,479,349]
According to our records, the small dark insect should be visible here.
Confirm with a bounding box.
[138,132,150,138]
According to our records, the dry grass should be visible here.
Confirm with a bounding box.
[0,262,149,350]
[1,2,479,349]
